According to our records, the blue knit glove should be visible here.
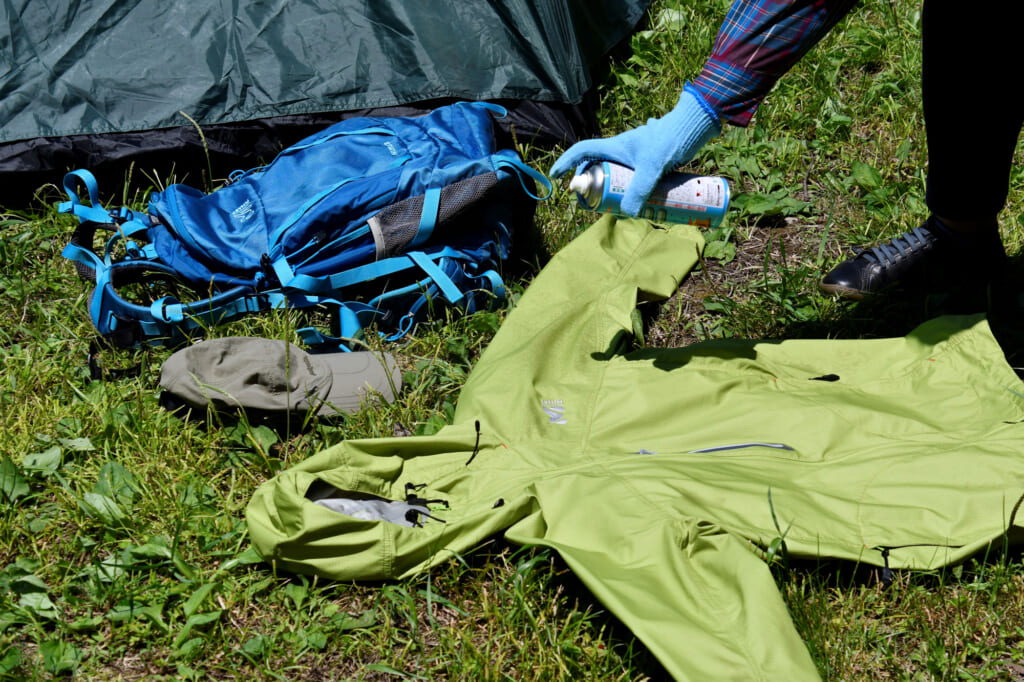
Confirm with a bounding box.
[550,83,721,216]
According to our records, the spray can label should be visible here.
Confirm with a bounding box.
[572,161,729,228]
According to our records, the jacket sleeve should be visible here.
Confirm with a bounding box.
[505,480,821,682]
[453,216,704,441]
[694,0,860,125]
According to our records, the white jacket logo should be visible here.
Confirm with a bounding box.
[541,399,566,425]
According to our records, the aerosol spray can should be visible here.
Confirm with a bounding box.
[568,161,729,228]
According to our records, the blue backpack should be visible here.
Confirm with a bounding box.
[59,101,550,351]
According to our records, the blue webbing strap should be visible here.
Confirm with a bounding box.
[91,270,116,336]
[155,290,291,325]
[407,251,463,303]
[494,157,554,201]
[116,216,154,240]
[366,261,482,314]
[58,170,113,224]
[293,255,507,347]
[135,290,295,346]
[385,313,417,341]
[411,187,441,248]
[476,269,506,300]
[470,102,508,118]
[273,245,470,294]
[296,327,341,347]
[376,278,448,342]
[84,254,302,345]
[367,276,436,308]
[101,228,149,267]
[61,241,105,274]
[295,299,380,347]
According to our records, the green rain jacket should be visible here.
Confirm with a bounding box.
[248,216,1024,681]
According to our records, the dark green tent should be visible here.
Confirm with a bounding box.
[0,0,650,204]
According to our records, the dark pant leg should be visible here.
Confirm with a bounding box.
[923,1,1024,222]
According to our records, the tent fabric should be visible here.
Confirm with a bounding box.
[247,215,1024,680]
[0,0,650,204]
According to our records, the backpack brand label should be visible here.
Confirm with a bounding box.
[232,199,256,223]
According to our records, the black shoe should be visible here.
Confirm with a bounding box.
[819,218,1005,300]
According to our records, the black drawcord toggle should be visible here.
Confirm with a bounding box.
[403,482,449,527]
[405,508,447,527]
[465,420,481,466]
[880,548,893,588]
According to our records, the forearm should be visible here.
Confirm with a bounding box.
[694,0,860,126]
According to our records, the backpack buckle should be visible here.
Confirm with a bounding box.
[257,254,279,289]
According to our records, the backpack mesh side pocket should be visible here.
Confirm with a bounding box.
[367,171,500,259]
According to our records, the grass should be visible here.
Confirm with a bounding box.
[4,0,1024,679]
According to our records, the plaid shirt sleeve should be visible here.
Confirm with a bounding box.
[693,0,860,126]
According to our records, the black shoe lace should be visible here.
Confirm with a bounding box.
[859,225,935,268]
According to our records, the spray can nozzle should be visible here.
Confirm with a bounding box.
[568,173,592,197]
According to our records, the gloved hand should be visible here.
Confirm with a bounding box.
[550,83,721,216]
